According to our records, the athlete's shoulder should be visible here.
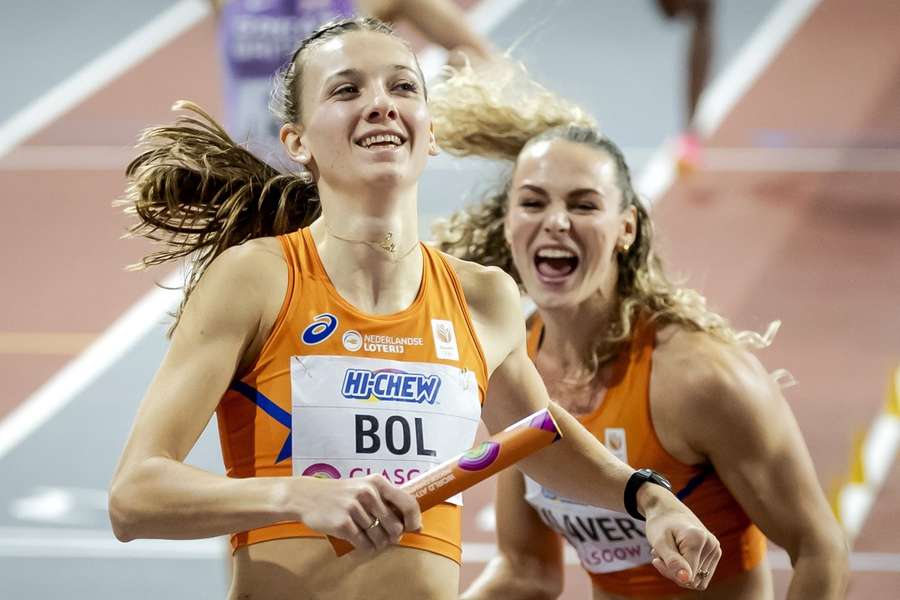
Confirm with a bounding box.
[654,324,777,422]
[439,252,520,316]
[184,238,288,331]
[205,236,285,284]
[233,235,285,259]
[438,251,517,291]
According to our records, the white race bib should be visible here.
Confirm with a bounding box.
[524,475,652,573]
[291,355,481,505]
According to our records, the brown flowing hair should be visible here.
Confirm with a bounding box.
[431,61,781,375]
[119,17,415,333]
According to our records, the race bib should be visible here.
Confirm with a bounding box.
[524,475,652,573]
[291,355,481,505]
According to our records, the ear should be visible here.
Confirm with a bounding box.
[618,204,638,250]
[280,122,313,166]
[427,123,440,157]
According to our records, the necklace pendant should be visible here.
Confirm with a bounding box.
[380,232,396,254]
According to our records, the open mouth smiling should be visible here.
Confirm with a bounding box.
[356,132,406,150]
[533,246,580,280]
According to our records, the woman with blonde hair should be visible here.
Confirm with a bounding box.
[432,62,848,599]
[108,17,720,600]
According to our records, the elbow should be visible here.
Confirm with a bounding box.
[506,552,564,599]
[829,532,850,575]
[813,532,850,588]
[108,480,137,542]
[818,521,850,566]
[535,575,563,599]
[790,522,850,575]
[108,464,157,543]
[464,553,562,600]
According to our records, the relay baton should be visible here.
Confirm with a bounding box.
[328,407,562,556]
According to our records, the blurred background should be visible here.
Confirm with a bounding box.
[1,0,897,597]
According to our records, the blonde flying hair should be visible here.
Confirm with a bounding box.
[431,61,780,371]
[120,17,417,333]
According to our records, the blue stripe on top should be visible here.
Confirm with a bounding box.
[675,466,712,501]
[230,380,292,464]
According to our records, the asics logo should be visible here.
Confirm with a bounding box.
[301,313,338,345]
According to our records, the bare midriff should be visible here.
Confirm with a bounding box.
[229,537,460,600]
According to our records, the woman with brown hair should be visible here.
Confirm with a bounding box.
[212,0,493,162]
[108,17,719,600]
[432,63,848,599]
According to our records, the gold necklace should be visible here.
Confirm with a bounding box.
[324,224,420,262]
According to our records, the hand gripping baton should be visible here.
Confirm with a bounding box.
[328,407,562,556]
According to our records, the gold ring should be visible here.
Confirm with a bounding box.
[367,517,380,530]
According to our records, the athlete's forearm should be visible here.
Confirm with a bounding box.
[109,456,293,541]
[390,0,493,59]
[517,403,633,510]
[786,536,849,600]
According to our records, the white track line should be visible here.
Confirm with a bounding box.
[0,0,209,159]
[0,0,206,460]
[1,0,534,170]
[0,0,822,468]
[0,272,182,461]
[837,369,900,541]
[14,146,900,173]
[693,0,822,138]
[2,529,899,572]
[0,0,523,160]
[1,0,847,561]
[700,148,900,172]
[636,0,823,200]
[0,527,227,560]
[0,0,526,460]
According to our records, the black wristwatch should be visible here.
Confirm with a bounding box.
[624,468,673,521]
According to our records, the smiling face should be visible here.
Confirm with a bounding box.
[284,30,436,195]
[505,139,636,310]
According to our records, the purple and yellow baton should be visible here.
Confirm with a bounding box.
[328,407,562,556]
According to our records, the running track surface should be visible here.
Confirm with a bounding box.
[0,0,897,598]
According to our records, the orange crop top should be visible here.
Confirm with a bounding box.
[524,316,766,596]
[216,228,488,563]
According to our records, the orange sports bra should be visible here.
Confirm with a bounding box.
[524,315,766,596]
[216,228,488,563]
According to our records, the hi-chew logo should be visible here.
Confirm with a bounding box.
[341,368,441,404]
[301,313,338,345]
[431,319,459,361]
